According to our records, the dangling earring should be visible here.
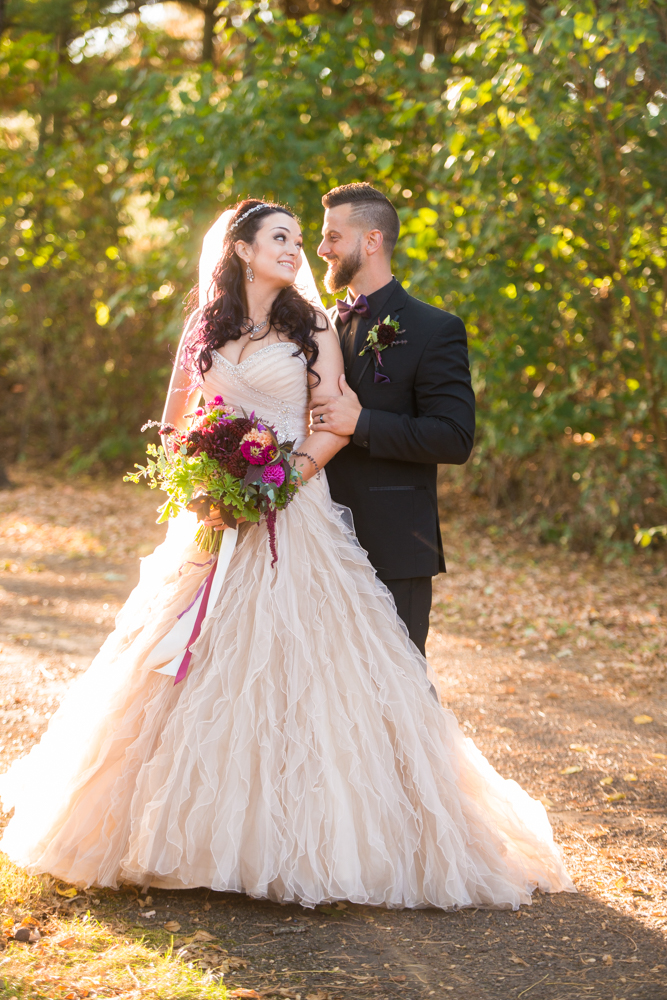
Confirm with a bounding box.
[246,263,254,282]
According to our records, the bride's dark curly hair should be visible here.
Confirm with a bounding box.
[188,199,324,384]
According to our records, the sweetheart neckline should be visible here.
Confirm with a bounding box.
[213,342,300,370]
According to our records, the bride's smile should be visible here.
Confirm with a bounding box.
[235,214,304,289]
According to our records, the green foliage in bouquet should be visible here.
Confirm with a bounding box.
[124,399,302,556]
[125,441,259,521]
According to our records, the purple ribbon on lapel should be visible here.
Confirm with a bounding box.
[374,371,391,383]
[336,294,371,324]
[173,559,217,685]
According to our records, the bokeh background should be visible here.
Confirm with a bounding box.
[1,0,666,552]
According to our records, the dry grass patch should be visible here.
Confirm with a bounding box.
[0,858,229,1000]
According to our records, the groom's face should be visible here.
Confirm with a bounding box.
[318,204,363,294]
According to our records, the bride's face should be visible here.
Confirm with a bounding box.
[235,213,303,289]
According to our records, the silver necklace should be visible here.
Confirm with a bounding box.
[245,316,270,339]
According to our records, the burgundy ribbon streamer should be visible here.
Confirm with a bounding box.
[173,559,217,685]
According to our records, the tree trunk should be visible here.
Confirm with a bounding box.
[416,0,436,51]
[416,0,469,56]
[202,7,215,63]
[0,463,12,490]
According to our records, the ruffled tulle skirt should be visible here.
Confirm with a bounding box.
[0,475,574,908]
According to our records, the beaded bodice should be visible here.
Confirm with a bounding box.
[201,342,309,445]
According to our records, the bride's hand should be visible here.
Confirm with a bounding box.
[201,512,246,531]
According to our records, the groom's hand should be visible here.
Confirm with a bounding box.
[310,375,362,436]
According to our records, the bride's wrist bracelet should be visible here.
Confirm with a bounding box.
[293,450,321,479]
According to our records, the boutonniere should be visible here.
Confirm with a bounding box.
[358,316,407,384]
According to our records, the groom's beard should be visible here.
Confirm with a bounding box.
[323,243,363,294]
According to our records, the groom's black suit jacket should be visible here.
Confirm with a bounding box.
[325,278,475,581]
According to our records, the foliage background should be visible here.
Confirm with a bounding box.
[1,0,666,551]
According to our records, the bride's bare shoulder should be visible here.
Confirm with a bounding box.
[312,307,337,339]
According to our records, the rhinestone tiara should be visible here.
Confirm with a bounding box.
[229,203,270,232]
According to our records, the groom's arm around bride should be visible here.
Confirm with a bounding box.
[311,183,475,657]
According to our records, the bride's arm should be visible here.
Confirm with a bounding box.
[161,313,202,435]
[294,314,349,483]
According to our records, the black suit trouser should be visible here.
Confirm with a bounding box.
[383,577,432,657]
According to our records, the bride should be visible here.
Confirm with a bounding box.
[0,200,574,909]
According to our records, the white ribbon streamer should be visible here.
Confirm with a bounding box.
[145,527,238,676]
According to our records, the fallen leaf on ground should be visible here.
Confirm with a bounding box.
[560,765,582,775]
[227,991,261,999]
[509,954,530,966]
[634,715,653,725]
[615,876,628,889]
[606,792,626,802]
[56,936,77,948]
[163,921,181,933]
[55,885,78,898]
[219,956,248,973]
[623,773,638,781]
[569,744,590,752]
[191,929,216,942]
[602,953,613,965]
[539,795,554,808]
[306,992,331,1000]
[599,776,614,786]
[652,753,666,759]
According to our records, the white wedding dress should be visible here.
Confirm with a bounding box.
[0,342,574,908]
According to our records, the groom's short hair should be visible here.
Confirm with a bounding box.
[322,183,400,257]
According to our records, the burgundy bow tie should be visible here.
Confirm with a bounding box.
[336,294,371,324]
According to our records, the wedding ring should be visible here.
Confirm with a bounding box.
[319,413,324,424]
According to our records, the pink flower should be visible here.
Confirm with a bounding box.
[195,408,204,416]
[261,444,279,464]
[212,395,224,405]
[240,439,266,464]
[262,464,285,487]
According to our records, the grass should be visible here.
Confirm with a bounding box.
[0,858,230,1000]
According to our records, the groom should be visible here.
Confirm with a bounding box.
[311,183,475,656]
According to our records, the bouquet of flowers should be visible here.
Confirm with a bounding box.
[125,395,301,563]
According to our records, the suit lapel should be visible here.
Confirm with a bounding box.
[330,304,357,373]
[349,282,409,391]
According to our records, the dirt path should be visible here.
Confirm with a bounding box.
[0,472,666,1000]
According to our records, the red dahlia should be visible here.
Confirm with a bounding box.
[376,323,397,346]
